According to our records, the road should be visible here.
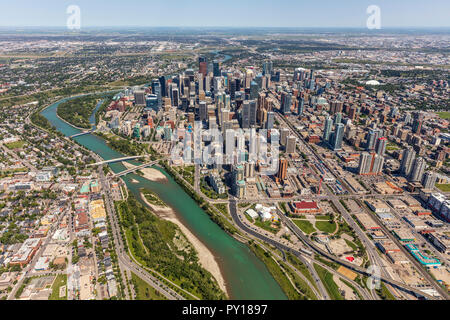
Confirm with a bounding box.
[275,111,443,300]
[98,165,184,300]
[229,199,330,300]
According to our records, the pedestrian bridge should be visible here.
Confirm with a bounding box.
[88,155,146,166]
[113,160,160,177]
[70,129,95,138]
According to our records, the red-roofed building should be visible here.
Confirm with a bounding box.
[290,201,322,215]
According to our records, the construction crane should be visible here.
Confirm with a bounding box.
[318,178,323,195]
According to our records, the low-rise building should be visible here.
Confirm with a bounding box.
[427,232,449,254]
[366,200,391,213]
[10,238,41,266]
[405,244,441,267]
[290,201,322,215]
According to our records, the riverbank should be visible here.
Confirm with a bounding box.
[140,193,228,296]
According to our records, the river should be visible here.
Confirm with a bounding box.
[41,96,287,300]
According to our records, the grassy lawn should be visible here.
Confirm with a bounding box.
[313,263,344,300]
[249,243,302,300]
[286,252,318,292]
[437,111,450,120]
[141,189,167,207]
[436,184,450,192]
[386,142,400,151]
[238,202,251,208]
[213,203,230,218]
[254,218,280,234]
[131,272,167,300]
[278,260,317,300]
[5,140,26,149]
[314,215,332,220]
[376,282,396,300]
[49,274,67,300]
[344,239,358,251]
[315,221,337,234]
[293,219,315,234]
[340,278,364,300]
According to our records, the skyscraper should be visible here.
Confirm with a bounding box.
[230,79,236,100]
[262,60,273,76]
[323,116,333,143]
[331,123,344,151]
[334,112,342,125]
[277,159,288,182]
[151,80,162,108]
[250,81,259,100]
[280,128,290,146]
[372,154,385,175]
[358,152,384,175]
[159,76,167,97]
[199,56,207,77]
[281,92,292,115]
[358,152,372,175]
[213,60,221,77]
[241,100,257,129]
[298,97,304,116]
[286,136,296,154]
[266,112,275,130]
[134,90,146,106]
[409,157,426,182]
[422,171,437,189]
[366,129,380,151]
[400,147,416,177]
[199,101,208,122]
[375,137,387,156]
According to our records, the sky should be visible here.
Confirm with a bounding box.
[0,0,449,28]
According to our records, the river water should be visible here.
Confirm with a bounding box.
[41,96,286,300]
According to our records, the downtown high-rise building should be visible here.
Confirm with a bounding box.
[400,146,416,177]
[366,128,381,151]
[375,137,387,156]
[323,116,333,142]
[281,92,292,115]
[280,128,290,146]
[213,60,221,77]
[199,56,207,77]
[298,97,304,116]
[286,135,296,154]
[409,157,426,182]
[262,60,273,76]
[358,152,384,175]
[331,123,344,151]
[241,100,257,129]
[334,112,342,125]
[277,158,288,182]
[422,171,437,189]
[199,101,208,122]
[330,100,344,115]
[266,111,275,130]
[134,90,146,106]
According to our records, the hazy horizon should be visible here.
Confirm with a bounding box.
[1,0,449,28]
